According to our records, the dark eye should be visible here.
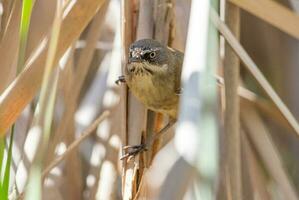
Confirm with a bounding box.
[149,52,156,59]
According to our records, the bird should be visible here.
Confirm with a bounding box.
[116,39,184,159]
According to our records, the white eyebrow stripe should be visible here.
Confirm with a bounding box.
[130,47,160,57]
[141,48,160,54]
[141,50,152,54]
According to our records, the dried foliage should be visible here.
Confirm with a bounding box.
[0,0,298,199]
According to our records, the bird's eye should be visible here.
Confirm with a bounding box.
[149,52,156,59]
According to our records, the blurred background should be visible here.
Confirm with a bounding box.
[0,0,299,199]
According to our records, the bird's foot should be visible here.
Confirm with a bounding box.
[120,143,148,161]
[115,75,126,85]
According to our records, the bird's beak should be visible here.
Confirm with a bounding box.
[128,56,142,63]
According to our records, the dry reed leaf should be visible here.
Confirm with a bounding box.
[25,0,56,60]
[73,1,109,99]
[89,111,120,199]
[64,4,109,198]
[120,1,143,199]
[148,113,163,165]
[0,0,107,135]
[229,0,299,40]
[171,0,190,51]
[0,0,15,39]
[120,0,131,197]
[0,0,56,92]
[223,3,242,200]
[42,111,110,178]
[216,75,293,132]
[240,138,253,200]
[210,9,299,137]
[83,8,122,195]
[0,0,21,92]
[158,157,196,200]
[153,0,174,44]
[58,46,76,98]
[242,130,271,200]
[136,0,154,38]
[241,102,298,200]
[46,0,109,177]
[133,168,148,200]
[64,116,83,200]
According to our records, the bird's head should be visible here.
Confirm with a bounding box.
[127,39,172,75]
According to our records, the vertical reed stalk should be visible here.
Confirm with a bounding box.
[223,2,241,200]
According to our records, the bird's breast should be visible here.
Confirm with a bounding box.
[125,66,178,118]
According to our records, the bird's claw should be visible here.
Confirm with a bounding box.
[120,144,147,160]
[115,75,126,85]
[175,87,183,95]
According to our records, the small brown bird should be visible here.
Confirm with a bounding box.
[116,39,184,159]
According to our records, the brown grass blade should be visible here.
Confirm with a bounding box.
[241,103,298,200]
[42,111,110,179]
[120,0,132,198]
[158,157,196,200]
[88,105,121,199]
[0,0,16,39]
[46,0,109,166]
[223,3,242,200]
[153,0,175,44]
[122,29,147,200]
[63,4,109,198]
[0,0,21,92]
[120,0,137,199]
[216,75,293,132]
[0,0,107,135]
[210,8,299,137]
[242,130,271,200]
[229,0,299,40]
[25,0,56,60]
